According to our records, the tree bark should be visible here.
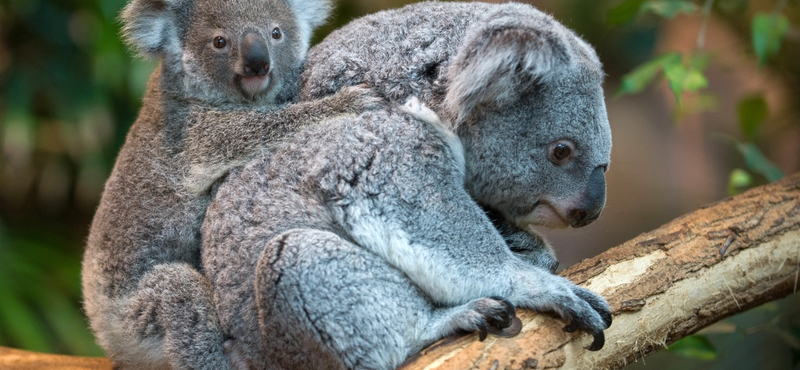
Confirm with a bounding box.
[1,173,798,370]
[400,172,800,370]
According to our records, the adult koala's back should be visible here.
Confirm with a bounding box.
[301,2,597,120]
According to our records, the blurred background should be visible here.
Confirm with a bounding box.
[0,0,797,368]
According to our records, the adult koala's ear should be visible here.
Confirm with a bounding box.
[284,0,333,50]
[120,0,186,58]
[444,9,575,126]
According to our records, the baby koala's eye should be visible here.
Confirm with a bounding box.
[548,140,575,165]
[271,27,282,40]
[213,36,227,49]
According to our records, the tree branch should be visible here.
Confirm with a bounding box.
[2,173,797,370]
[400,172,800,370]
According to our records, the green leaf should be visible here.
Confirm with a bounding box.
[738,95,768,142]
[608,0,647,25]
[664,63,688,104]
[728,168,753,196]
[616,52,682,96]
[736,142,785,182]
[640,0,699,18]
[668,335,718,361]
[664,62,707,105]
[752,13,790,67]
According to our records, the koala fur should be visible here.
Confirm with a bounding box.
[202,2,613,369]
[80,0,378,369]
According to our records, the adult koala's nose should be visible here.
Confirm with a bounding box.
[566,166,606,227]
[241,31,270,76]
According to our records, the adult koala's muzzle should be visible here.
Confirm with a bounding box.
[565,166,606,227]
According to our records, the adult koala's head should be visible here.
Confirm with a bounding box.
[444,5,612,232]
[120,0,332,104]
[299,2,611,232]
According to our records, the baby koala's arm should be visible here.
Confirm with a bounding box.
[184,85,382,194]
[483,206,559,273]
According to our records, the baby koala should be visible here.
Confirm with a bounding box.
[202,2,613,369]
[80,0,378,369]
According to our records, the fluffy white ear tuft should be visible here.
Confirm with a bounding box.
[120,0,183,59]
[284,0,333,50]
[444,14,573,126]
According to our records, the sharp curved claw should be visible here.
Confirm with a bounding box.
[478,321,488,341]
[586,331,605,351]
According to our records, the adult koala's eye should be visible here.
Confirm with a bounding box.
[213,36,227,49]
[271,27,282,40]
[548,140,575,165]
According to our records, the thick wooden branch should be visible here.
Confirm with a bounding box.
[2,174,798,370]
[401,172,800,370]
[0,346,110,370]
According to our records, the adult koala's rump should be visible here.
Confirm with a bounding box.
[202,2,613,369]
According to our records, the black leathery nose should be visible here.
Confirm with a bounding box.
[241,31,270,76]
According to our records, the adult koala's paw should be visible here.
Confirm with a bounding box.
[517,273,612,351]
[451,297,517,341]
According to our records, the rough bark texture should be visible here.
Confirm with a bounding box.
[1,174,798,370]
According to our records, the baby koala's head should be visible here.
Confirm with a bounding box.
[121,0,332,104]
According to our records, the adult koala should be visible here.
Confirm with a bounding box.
[202,2,613,369]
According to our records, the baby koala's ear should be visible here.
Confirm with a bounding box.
[444,9,574,126]
[283,0,334,50]
[120,0,186,59]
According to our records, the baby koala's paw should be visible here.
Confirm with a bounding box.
[223,338,252,370]
[336,84,385,112]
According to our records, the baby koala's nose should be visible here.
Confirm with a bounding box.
[241,32,270,76]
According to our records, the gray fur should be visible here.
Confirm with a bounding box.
[80,0,379,369]
[202,2,613,369]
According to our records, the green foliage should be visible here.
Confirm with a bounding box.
[616,52,708,104]
[640,0,699,18]
[752,12,790,67]
[727,168,753,195]
[607,0,698,25]
[0,221,103,355]
[737,95,767,142]
[735,142,785,182]
[668,335,718,361]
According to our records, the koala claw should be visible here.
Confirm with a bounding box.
[453,297,518,341]
[553,285,612,351]
[587,331,605,352]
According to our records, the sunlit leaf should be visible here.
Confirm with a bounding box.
[664,63,688,104]
[616,52,681,96]
[640,0,698,18]
[737,95,768,142]
[736,142,785,182]
[608,0,647,25]
[728,168,753,196]
[752,12,790,67]
[668,335,718,360]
